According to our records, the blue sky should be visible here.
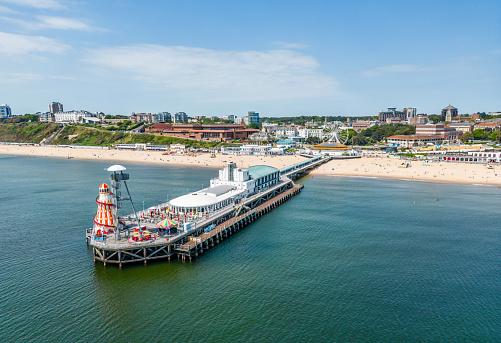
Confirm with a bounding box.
[0,0,499,117]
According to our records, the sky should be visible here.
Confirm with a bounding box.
[0,0,499,117]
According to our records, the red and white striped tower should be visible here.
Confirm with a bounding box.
[93,183,117,236]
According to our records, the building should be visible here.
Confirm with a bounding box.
[468,151,501,163]
[298,128,324,140]
[447,122,474,133]
[276,139,297,148]
[474,122,501,132]
[249,131,270,142]
[168,163,281,214]
[82,117,102,124]
[275,127,298,138]
[386,117,406,124]
[222,115,236,122]
[311,142,358,156]
[378,108,406,121]
[0,104,12,118]
[54,110,93,123]
[145,123,258,141]
[49,102,63,114]
[154,112,171,123]
[130,112,171,124]
[408,115,429,125]
[243,111,259,126]
[305,121,321,128]
[387,135,444,148]
[39,112,55,122]
[415,124,459,141]
[442,104,458,121]
[403,107,417,118]
[131,113,152,123]
[174,112,188,124]
[351,120,376,132]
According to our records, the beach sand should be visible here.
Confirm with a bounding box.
[1,144,499,185]
[0,144,306,170]
[310,157,501,185]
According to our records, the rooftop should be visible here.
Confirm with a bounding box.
[169,186,245,209]
[247,165,279,179]
[312,142,349,150]
[388,135,443,140]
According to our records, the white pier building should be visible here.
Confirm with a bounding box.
[168,163,280,214]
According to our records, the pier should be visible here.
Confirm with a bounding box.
[175,184,303,261]
[88,155,330,267]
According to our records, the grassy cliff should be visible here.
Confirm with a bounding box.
[0,122,60,143]
[51,125,126,146]
[118,133,221,148]
[0,121,225,148]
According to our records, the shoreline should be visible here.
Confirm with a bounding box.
[1,144,500,185]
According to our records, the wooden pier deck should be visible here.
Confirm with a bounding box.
[175,183,304,260]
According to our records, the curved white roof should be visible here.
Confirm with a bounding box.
[169,193,219,208]
[107,164,127,171]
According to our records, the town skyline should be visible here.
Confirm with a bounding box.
[0,0,499,116]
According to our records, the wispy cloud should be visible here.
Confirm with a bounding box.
[0,15,95,31]
[490,49,501,55]
[273,42,309,49]
[0,71,43,83]
[359,64,431,77]
[0,31,70,55]
[84,44,337,102]
[0,0,65,9]
[0,4,17,13]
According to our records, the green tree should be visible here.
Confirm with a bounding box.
[306,136,320,144]
[428,114,445,123]
[247,123,260,129]
[461,132,474,143]
[472,129,488,140]
[489,131,501,143]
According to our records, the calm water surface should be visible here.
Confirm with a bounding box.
[0,155,500,342]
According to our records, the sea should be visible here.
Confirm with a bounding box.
[0,154,500,342]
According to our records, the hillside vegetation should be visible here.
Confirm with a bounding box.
[51,125,222,148]
[119,133,221,148]
[0,122,60,143]
[51,125,126,146]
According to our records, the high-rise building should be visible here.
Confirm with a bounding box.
[49,102,63,114]
[243,111,260,126]
[441,104,458,122]
[154,112,171,123]
[378,108,406,121]
[404,107,417,118]
[173,112,188,123]
[0,104,12,118]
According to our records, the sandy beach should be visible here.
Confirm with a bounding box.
[310,157,501,185]
[1,144,499,185]
[0,144,306,170]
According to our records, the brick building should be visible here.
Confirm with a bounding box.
[145,123,258,141]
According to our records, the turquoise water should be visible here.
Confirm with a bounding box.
[0,155,500,342]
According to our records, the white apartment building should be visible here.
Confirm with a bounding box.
[275,127,298,138]
[54,110,92,123]
[298,128,324,140]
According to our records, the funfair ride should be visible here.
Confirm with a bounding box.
[92,165,139,241]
